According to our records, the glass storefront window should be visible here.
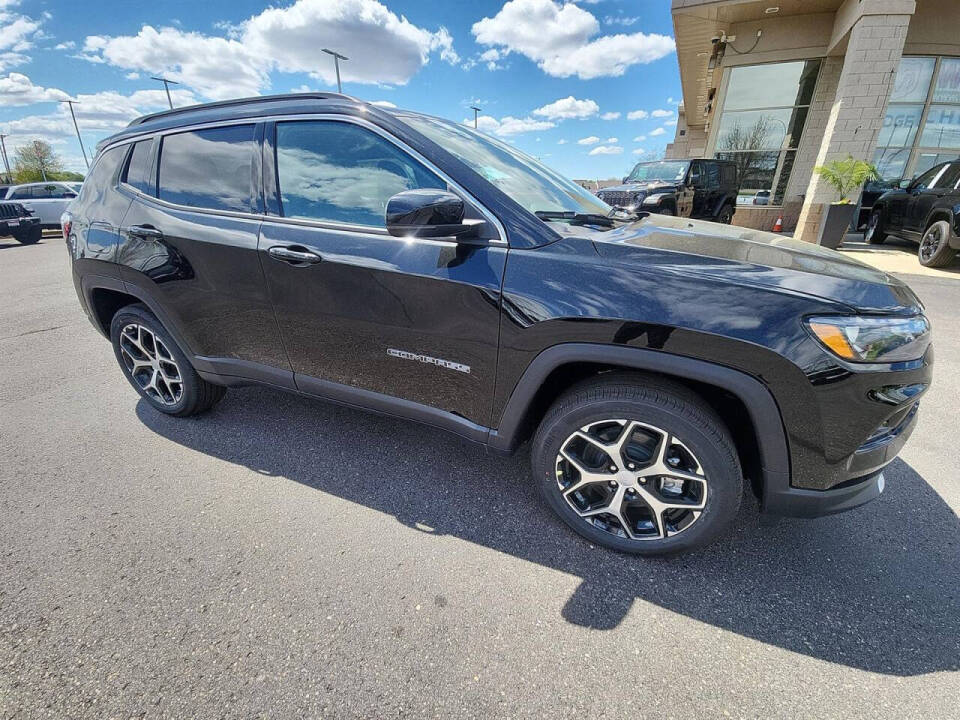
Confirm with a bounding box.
[919,105,960,149]
[933,58,960,103]
[873,146,912,181]
[877,104,924,147]
[890,57,936,102]
[713,59,820,206]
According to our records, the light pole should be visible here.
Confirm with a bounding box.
[0,134,11,183]
[321,49,349,93]
[150,76,179,109]
[470,106,481,129]
[60,100,90,170]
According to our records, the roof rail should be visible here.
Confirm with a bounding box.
[127,92,355,127]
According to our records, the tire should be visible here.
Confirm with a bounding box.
[110,303,226,417]
[865,209,887,244]
[716,204,734,225]
[14,225,41,245]
[656,205,676,216]
[918,220,957,268]
[531,373,743,556]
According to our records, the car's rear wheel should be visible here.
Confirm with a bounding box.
[531,374,742,555]
[716,204,734,224]
[865,209,887,244]
[918,219,957,268]
[110,304,225,417]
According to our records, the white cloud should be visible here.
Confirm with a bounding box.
[577,135,600,145]
[124,71,140,80]
[477,48,506,70]
[532,95,598,120]
[632,148,646,154]
[0,0,47,70]
[588,145,623,155]
[600,111,620,120]
[80,0,459,101]
[664,118,677,126]
[649,127,666,136]
[370,100,397,108]
[604,136,617,143]
[54,41,76,51]
[627,109,648,120]
[472,0,674,80]
[557,138,567,144]
[603,14,640,27]
[467,114,554,136]
[0,72,69,106]
[633,135,646,142]
[667,96,680,105]
[651,108,673,118]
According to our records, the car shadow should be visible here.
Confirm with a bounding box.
[136,386,960,677]
[0,237,43,250]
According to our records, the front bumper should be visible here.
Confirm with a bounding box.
[762,397,920,518]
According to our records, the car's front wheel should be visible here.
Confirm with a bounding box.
[865,209,887,244]
[531,374,742,555]
[14,225,41,245]
[918,219,957,268]
[110,304,226,417]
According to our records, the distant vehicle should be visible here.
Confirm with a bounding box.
[753,190,771,206]
[866,160,960,267]
[0,201,42,244]
[3,181,80,229]
[596,159,738,224]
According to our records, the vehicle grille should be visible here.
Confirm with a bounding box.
[598,191,642,208]
[0,202,25,219]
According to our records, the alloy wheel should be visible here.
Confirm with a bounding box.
[554,419,707,541]
[920,224,943,262]
[118,323,184,406]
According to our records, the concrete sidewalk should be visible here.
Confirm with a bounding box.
[837,232,960,279]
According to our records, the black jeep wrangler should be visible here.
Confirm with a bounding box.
[65,94,930,555]
[597,159,738,224]
[0,200,42,245]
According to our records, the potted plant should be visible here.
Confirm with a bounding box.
[812,156,880,249]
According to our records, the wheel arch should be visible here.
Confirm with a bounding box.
[489,344,791,498]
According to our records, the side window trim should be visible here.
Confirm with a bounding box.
[119,137,159,197]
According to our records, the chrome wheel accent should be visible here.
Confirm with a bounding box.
[865,212,878,241]
[119,323,183,406]
[920,223,944,262]
[555,419,707,541]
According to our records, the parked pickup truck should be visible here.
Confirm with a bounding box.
[0,201,42,244]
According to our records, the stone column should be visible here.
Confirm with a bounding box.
[794,4,914,242]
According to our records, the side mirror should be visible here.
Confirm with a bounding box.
[898,179,912,190]
[386,189,482,239]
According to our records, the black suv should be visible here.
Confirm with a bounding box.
[65,94,931,555]
[0,200,42,244]
[596,159,738,223]
[866,160,960,267]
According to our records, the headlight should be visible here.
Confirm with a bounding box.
[806,315,931,363]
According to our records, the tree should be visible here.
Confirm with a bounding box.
[717,116,775,188]
[813,155,881,203]
[13,140,65,183]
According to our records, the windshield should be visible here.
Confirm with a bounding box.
[627,161,690,184]
[401,114,611,217]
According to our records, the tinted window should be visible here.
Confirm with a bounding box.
[76,145,126,207]
[158,125,255,212]
[933,163,960,189]
[7,188,28,199]
[123,140,155,195]
[275,121,444,226]
[705,163,720,187]
[912,164,945,190]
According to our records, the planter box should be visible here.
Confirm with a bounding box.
[818,203,856,249]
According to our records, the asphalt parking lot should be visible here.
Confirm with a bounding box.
[2,237,958,718]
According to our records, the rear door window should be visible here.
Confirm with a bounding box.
[76,145,127,206]
[932,162,960,189]
[274,120,445,227]
[123,140,155,196]
[158,124,256,212]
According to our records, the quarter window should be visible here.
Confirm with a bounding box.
[274,120,445,227]
[123,140,155,195]
[158,125,256,212]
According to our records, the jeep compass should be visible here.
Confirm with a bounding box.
[65,94,932,555]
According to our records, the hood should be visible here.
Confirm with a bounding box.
[599,181,679,195]
[585,214,923,315]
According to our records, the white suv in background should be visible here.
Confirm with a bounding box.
[4,181,82,228]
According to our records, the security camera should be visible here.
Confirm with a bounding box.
[711,35,721,44]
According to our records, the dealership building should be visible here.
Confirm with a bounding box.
[664,0,960,241]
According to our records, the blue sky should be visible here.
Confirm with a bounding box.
[0,0,681,179]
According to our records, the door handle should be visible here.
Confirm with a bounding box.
[267,245,323,265]
[124,224,163,240]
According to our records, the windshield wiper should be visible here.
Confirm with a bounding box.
[534,210,616,227]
